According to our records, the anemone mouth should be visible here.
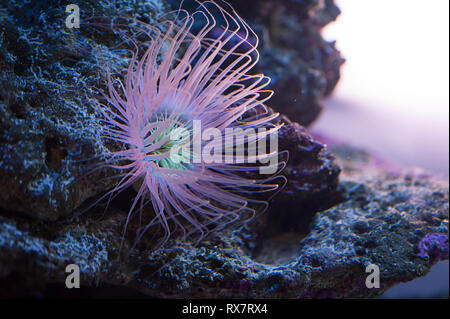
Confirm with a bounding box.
[141,114,192,171]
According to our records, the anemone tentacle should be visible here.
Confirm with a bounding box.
[97,0,285,246]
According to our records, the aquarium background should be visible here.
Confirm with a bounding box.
[312,0,449,298]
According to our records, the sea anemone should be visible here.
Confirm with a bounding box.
[94,0,284,248]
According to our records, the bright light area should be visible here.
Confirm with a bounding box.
[312,0,449,177]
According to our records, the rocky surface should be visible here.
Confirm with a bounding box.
[0,0,168,220]
[0,141,448,298]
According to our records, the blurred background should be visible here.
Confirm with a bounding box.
[311,0,449,298]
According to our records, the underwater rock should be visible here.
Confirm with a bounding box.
[0,0,169,220]
[0,142,447,298]
[260,116,341,239]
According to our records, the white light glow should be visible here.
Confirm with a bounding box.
[313,0,449,176]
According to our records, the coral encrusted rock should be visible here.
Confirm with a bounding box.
[0,0,169,220]
[0,0,447,300]
[0,142,447,298]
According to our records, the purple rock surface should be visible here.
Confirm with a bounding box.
[418,234,449,263]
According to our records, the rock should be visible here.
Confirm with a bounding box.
[0,142,447,298]
[0,0,169,220]
[260,116,341,239]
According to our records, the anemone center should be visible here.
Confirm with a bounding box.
[142,115,191,170]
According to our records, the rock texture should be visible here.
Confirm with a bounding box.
[0,142,448,298]
[0,0,168,220]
